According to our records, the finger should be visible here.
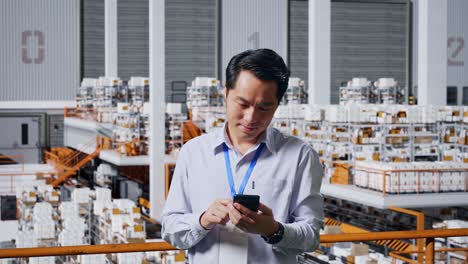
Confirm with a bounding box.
[207,214,224,224]
[229,210,240,224]
[239,214,255,225]
[213,206,230,218]
[234,203,256,219]
[208,207,227,219]
[258,203,273,216]
[211,208,229,219]
[217,199,232,206]
[228,206,243,224]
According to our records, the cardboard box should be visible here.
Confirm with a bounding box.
[351,243,369,256]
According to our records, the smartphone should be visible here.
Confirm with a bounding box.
[233,194,260,212]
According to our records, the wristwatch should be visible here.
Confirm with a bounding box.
[261,222,284,244]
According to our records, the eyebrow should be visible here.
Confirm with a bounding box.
[235,96,275,107]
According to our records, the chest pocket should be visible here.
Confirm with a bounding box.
[245,178,289,219]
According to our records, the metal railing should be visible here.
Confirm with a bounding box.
[0,228,467,263]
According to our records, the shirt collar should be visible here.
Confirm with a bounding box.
[213,122,277,155]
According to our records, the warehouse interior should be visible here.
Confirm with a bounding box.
[0,0,467,263]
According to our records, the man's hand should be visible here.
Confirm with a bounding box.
[228,202,279,236]
[200,199,231,230]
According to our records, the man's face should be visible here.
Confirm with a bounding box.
[224,70,279,144]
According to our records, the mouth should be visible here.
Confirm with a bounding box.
[240,124,258,133]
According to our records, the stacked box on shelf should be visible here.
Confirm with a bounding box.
[459,107,468,162]
[188,77,225,134]
[92,193,146,246]
[59,217,86,246]
[71,187,92,204]
[303,106,326,157]
[59,201,90,246]
[354,161,468,194]
[378,106,411,162]
[410,106,440,162]
[438,106,462,161]
[94,77,122,123]
[16,230,37,248]
[16,186,37,251]
[37,185,60,205]
[76,78,98,120]
[140,102,150,155]
[16,185,37,204]
[128,77,149,112]
[348,105,381,162]
[374,78,404,104]
[111,199,145,243]
[95,77,122,108]
[282,77,307,105]
[16,186,60,248]
[273,104,308,137]
[32,202,56,240]
[166,103,187,156]
[70,188,93,245]
[412,125,440,161]
[92,188,114,245]
[325,105,351,161]
[186,77,224,108]
[339,78,377,105]
[324,106,352,183]
[94,163,117,188]
[272,105,292,135]
[113,102,142,156]
[190,106,226,133]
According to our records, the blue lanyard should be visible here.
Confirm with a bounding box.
[223,142,265,198]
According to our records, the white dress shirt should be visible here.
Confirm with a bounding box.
[161,124,324,264]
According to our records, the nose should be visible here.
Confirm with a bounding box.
[244,106,258,125]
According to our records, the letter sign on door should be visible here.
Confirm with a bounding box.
[21,31,45,64]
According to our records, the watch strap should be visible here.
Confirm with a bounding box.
[261,222,284,244]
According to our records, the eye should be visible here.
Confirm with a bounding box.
[237,101,249,108]
[258,106,273,112]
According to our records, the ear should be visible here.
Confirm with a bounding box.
[224,86,228,100]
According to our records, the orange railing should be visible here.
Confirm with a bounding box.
[46,136,100,187]
[388,207,426,263]
[0,155,25,194]
[64,107,96,120]
[0,154,24,171]
[0,228,466,263]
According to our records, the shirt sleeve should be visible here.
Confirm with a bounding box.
[273,145,324,253]
[161,144,211,249]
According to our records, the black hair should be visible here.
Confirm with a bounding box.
[225,49,290,103]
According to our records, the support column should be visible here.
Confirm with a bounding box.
[149,0,166,221]
[308,0,331,105]
[417,0,447,105]
[104,0,118,77]
[425,237,435,264]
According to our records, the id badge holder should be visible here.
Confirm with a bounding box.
[219,222,248,264]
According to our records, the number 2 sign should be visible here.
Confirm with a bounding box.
[448,36,465,67]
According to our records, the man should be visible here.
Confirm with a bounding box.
[162,49,323,264]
